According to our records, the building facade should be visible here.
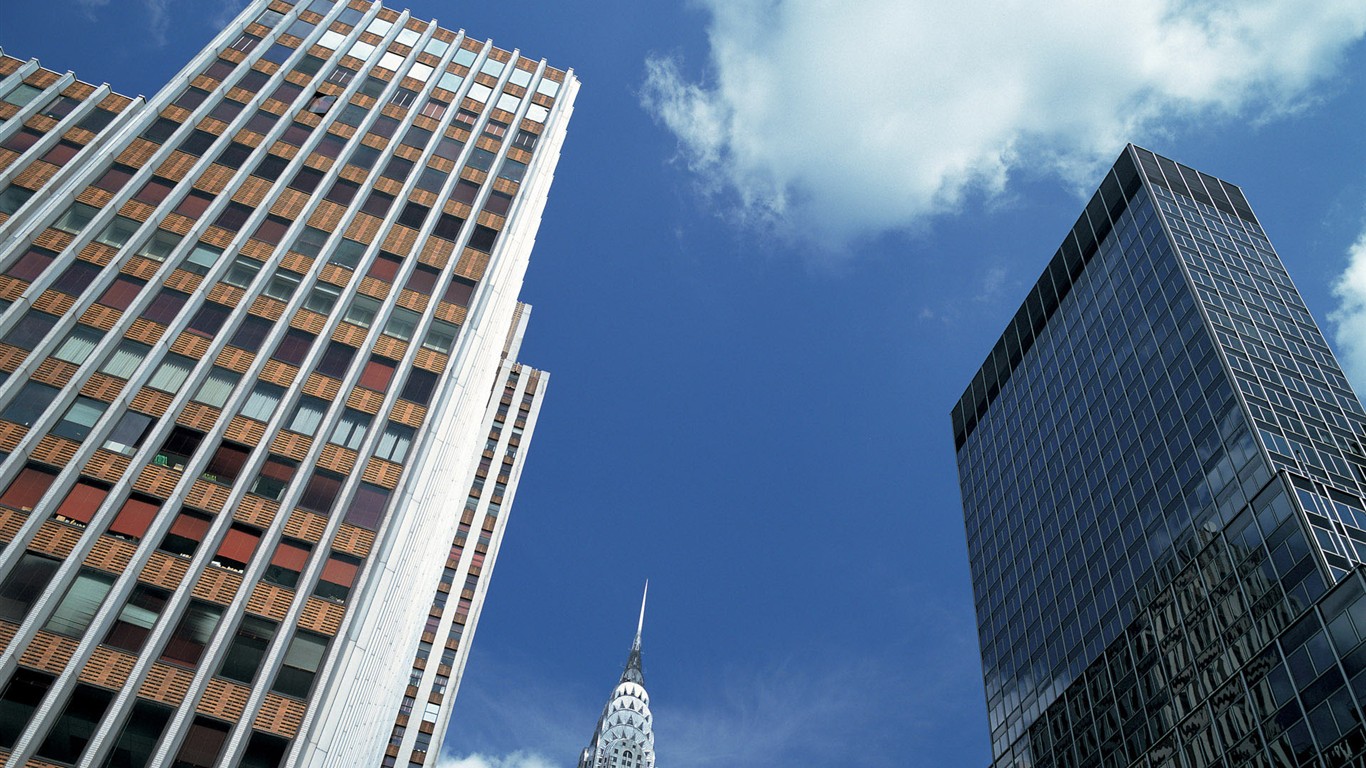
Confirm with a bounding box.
[954,146,1366,766]
[578,589,656,768]
[0,0,574,765]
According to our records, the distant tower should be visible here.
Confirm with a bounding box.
[578,584,656,768]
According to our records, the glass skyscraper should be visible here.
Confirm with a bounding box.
[0,0,572,766]
[954,146,1366,766]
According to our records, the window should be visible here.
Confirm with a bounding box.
[253,153,289,181]
[2,381,60,426]
[292,226,330,257]
[374,423,414,464]
[0,552,61,623]
[161,600,224,666]
[468,225,498,253]
[0,464,59,510]
[212,523,260,571]
[240,382,285,422]
[288,166,325,194]
[432,212,465,241]
[484,191,513,217]
[273,630,329,698]
[181,242,223,275]
[324,178,359,205]
[53,202,98,234]
[154,425,203,470]
[329,409,370,450]
[6,246,55,281]
[178,129,217,156]
[141,117,180,144]
[52,261,100,295]
[369,115,400,139]
[2,83,44,107]
[147,353,194,393]
[422,320,459,354]
[434,136,465,162]
[214,201,253,230]
[367,252,403,282]
[287,396,328,435]
[106,492,161,541]
[193,367,240,408]
[220,615,277,684]
[361,190,394,217]
[51,326,103,364]
[137,229,182,262]
[397,201,428,228]
[305,282,341,314]
[97,275,146,311]
[388,85,417,107]
[280,122,312,146]
[381,156,413,182]
[415,167,446,193]
[0,670,54,750]
[358,356,397,391]
[344,483,390,530]
[384,307,420,341]
[229,32,262,53]
[171,717,230,768]
[264,269,302,301]
[203,441,251,485]
[214,141,253,169]
[77,107,116,132]
[43,570,115,637]
[245,109,276,134]
[101,701,172,767]
[100,340,151,378]
[271,329,314,367]
[436,71,463,93]
[405,264,440,295]
[158,507,211,558]
[251,455,298,501]
[466,148,495,172]
[347,144,380,170]
[421,97,448,120]
[402,369,438,405]
[344,295,382,328]
[52,397,106,441]
[1,127,43,153]
[41,140,81,165]
[297,469,344,514]
[444,277,476,306]
[173,86,210,110]
[315,551,361,600]
[330,238,367,269]
[106,585,172,653]
[103,411,156,458]
[0,186,34,215]
[512,130,538,151]
[315,342,355,378]
[264,538,310,588]
[187,301,232,337]
[174,189,215,218]
[230,315,274,352]
[272,81,305,106]
[253,215,292,245]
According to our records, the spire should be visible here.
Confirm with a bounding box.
[621,581,647,685]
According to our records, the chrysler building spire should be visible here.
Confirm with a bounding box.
[578,585,657,768]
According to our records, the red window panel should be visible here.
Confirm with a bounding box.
[366,252,402,282]
[0,465,58,510]
[97,276,146,311]
[357,357,396,392]
[134,177,176,205]
[320,554,359,587]
[107,495,161,541]
[169,509,211,541]
[52,480,109,524]
[214,525,260,569]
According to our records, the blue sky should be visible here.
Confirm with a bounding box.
[8,1,1366,766]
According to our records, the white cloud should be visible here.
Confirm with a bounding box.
[436,753,562,768]
[643,0,1366,244]
[1332,226,1366,391]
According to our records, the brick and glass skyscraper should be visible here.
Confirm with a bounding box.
[955,146,1366,766]
[0,0,573,765]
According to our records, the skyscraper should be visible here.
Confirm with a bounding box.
[0,0,574,764]
[578,587,656,768]
[954,146,1366,766]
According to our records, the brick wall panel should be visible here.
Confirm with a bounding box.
[138,551,190,590]
[283,510,327,543]
[18,631,79,674]
[84,535,138,574]
[138,662,194,706]
[78,646,137,690]
[30,521,84,559]
[83,449,132,485]
[246,582,294,621]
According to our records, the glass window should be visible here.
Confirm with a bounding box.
[0,185,34,215]
[315,551,361,600]
[171,716,229,768]
[52,396,106,442]
[51,326,103,364]
[288,166,325,194]
[43,570,115,637]
[148,353,195,392]
[397,201,428,228]
[324,178,359,205]
[271,328,314,366]
[330,238,367,269]
[154,426,203,471]
[181,242,223,275]
[240,382,285,422]
[287,396,328,435]
[292,226,330,257]
[315,341,355,378]
[297,469,343,514]
[264,269,302,301]
[328,409,370,450]
[344,295,381,328]
[101,701,172,768]
[264,537,310,588]
[187,301,232,337]
[0,670,54,750]
[212,522,260,570]
[193,367,239,408]
[220,615,278,684]
[103,411,155,457]
[214,201,253,230]
[374,423,414,464]
[52,479,109,526]
[41,139,80,165]
[253,153,289,181]
[137,229,182,262]
[272,630,329,698]
[223,256,263,288]
[2,381,60,426]
[161,600,223,666]
[203,441,251,485]
[53,202,98,234]
[174,189,215,218]
[0,551,61,624]
[230,315,273,352]
[105,584,170,652]
[6,246,56,281]
[401,369,438,405]
[358,356,396,391]
[52,261,100,296]
[251,454,297,501]
[423,38,449,57]
[305,282,341,314]
[157,507,211,558]
[98,276,146,311]
[100,340,151,379]
[2,83,44,107]
[384,307,420,341]
[432,212,465,241]
[253,215,291,246]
